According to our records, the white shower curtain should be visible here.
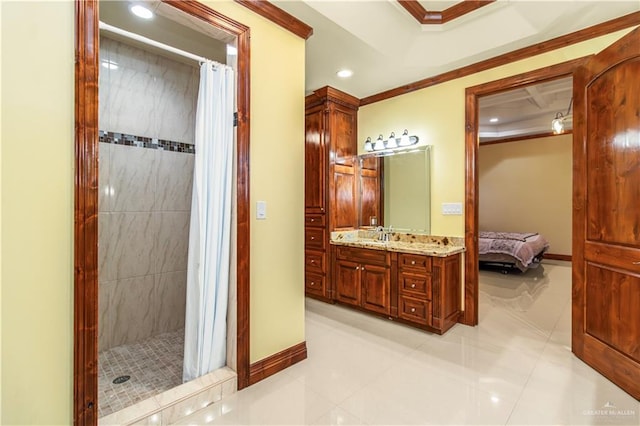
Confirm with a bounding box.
[183,60,235,382]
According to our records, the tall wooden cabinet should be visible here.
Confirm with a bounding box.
[305,87,360,301]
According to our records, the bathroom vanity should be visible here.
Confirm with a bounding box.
[327,231,464,335]
[304,85,464,335]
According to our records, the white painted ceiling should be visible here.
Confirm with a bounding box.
[273,0,640,99]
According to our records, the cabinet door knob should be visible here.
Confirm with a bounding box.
[411,283,416,288]
[411,260,416,265]
[311,260,315,264]
[355,266,359,270]
[310,218,315,222]
[310,281,315,286]
[410,307,416,313]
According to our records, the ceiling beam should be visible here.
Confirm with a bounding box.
[524,85,549,109]
[397,0,495,25]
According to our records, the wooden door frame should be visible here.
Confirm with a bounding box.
[74,1,251,424]
[461,57,589,326]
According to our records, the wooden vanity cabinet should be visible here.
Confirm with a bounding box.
[334,246,391,315]
[304,87,360,301]
[332,246,462,334]
[397,252,461,334]
[398,253,433,326]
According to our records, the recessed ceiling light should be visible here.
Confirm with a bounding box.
[489,117,499,123]
[337,69,353,78]
[130,4,154,20]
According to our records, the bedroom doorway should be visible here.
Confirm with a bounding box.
[462,57,585,326]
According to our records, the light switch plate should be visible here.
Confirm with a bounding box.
[442,202,463,215]
[256,201,267,220]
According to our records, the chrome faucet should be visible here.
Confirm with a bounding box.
[376,225,392,242]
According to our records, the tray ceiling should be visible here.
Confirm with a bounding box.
[273,0,640,99]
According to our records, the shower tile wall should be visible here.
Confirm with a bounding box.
[98,36,199,352]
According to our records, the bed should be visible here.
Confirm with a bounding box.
[479,231,549,273]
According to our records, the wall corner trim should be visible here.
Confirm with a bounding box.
[234,0,313,40]
[249,342,308,385]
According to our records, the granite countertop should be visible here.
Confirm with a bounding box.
[330,230,465,257]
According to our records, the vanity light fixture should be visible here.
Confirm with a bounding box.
[364,129,419,154]
[551,98,573,134]
[130,3,154,20]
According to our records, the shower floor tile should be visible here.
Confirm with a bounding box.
[98,330,184,418]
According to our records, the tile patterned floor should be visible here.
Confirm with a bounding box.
[173,260,640,425]
[98,330,184,418]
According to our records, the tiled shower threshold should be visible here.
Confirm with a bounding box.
[98,366,237,425]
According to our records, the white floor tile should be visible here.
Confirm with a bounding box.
[171,261,640,426]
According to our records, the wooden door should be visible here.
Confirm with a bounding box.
[305,105,325,214]
[361,264,391,315]
[335,259,361,306]
[573,27,640,399]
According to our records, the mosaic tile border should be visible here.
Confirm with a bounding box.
[99,130,195,154]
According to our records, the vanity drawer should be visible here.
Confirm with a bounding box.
[398,253,432,272]
[305,214,326,227]
[305,250,325,274]
[335,246,389,266]
[399,295,432,325]
[399,272,431,299]
[305,272,325,296]
[305,228,325,250]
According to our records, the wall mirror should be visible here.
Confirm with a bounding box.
[359,146,431,234]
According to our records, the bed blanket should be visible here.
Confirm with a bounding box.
[479,232,549,268]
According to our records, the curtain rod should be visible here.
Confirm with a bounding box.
[99,21,212,64]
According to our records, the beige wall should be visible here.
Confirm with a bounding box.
[479,135,572,255]
[1,1,74,424]
[359,28,635,238]
[0,0,305,423]
[205,0,306,363]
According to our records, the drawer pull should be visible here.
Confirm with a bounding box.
[411,283,416,288]
[411,260,416,265]
[634,261,640,265]
[410,307,416,313]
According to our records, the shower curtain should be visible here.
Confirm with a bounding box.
[183,60,235,382]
